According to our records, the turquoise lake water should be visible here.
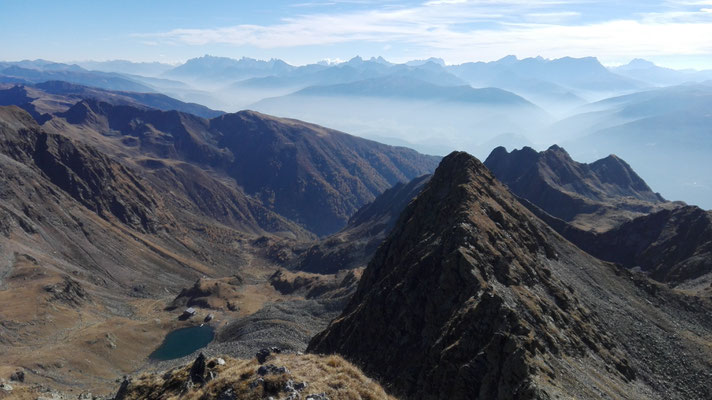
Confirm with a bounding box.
[149,325,215,361]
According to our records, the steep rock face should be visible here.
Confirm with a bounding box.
[146,162,312,239]
[211,111,440,235]
[59,99,231,166]
[309,152,712,400]
[484,145,668,231]
[606,206,712,284]
[294,174,431,273]
[0,106,167,233]
[50,101,314,239]
[0,105,252,327]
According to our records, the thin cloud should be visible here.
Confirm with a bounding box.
[133,0,712,63]
[424,0,468,5]
[525,11,581,23]
[291,0,384,6]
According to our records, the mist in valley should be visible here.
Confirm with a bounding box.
[3,54,712,209]
[144,64,711,210]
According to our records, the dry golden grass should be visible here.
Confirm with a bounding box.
[123,353,397,400]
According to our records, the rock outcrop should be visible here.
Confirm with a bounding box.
[309,151,712,399]
[111,353,394,400]
[168,276,245,311]
[43,276,89,307]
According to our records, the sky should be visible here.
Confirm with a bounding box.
[2,0,712,69]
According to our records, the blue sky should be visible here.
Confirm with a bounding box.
[2,0,712,68]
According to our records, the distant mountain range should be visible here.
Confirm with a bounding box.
[611,58,712,87]
[165,55,297,82]
[7,55,712,104]
[75,60,175,77]
[0,81,224,121]
[148,54,654,115]
[156,54,658,96]
[250,75,551,157]
[0,63,155,92]
[447,55,645,112]
[0,60,213,109]
[289,76,531,105]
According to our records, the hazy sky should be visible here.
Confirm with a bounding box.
[2,0,712,68]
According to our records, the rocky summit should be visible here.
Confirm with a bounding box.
[484,145,671,231]
[309,151,712,399]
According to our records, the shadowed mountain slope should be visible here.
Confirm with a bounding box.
[210,111,440,236]
[0,106,168,234]
[294,174,431,274]
[34,80,224,118]
[526,203,712,293]
[484,145,669,231]
[46,101,440,235]
[309,151,712,399]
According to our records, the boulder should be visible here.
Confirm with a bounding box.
[9,369,25,382]
[113,377,130,400]
[189,353,207,385]
[305,394,330,400]
[257,364,289,376]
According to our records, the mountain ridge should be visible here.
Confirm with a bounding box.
[43,100,440,236]
[309,151,712,399]
[484,145,670,231]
